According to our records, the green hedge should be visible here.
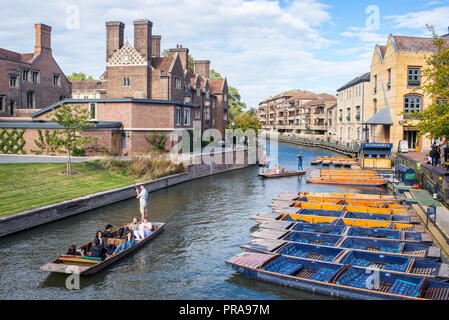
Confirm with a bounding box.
[0,129,27,154]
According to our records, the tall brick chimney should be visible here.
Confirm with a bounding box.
[151,35,161,58]
[194,60,210,79]
[105,21,124,62]
[34,24,52,56]
[133,19,152,61]
[169,46,189,71]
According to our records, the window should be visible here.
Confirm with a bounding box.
[374,75,377,93]
[9,100,15,116]
[89,103,97,120]
[183,108,190,126]
[53,74,60,87]
[9,75,17,88]
[175,107,182,125]
[387,69,391,89]
[373,99,377,114]
[204,107,210,120]
[22,69,29,82]
[0,96,5,111]
[121,132,126,149]
[175,77,182,90]
[223,110,228,121]
[123,77,130,87]
[224,94,227,102]
[348,127,351,140]
[356,106,361,120]
[347,108,351,121]
[26,91,35,108]
[194,109,201,119]
[408,68,420,86]
[31,71,39,84]
[357,128,361,140]
[404,95,422,115]
[196,88,201,97]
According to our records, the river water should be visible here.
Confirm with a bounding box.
[0,143,391,300]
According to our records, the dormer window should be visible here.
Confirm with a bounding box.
[175,77,182,90]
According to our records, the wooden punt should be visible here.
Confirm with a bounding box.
[250,212,424,232]
[311,160,322,165]
[259,170,306,178]
[258,220,432,243]
[40,222,165,275]
[226,252,449,300]
[307,178,388,187]
[241,239,449,279]
[249,229,440,260]
[274,192,404,203]
[272,197,406,209]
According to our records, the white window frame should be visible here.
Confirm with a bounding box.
[89,103,97,120]
[175,107,182,125]
[31,71,40,84]
[123,77,130,87]
[9,75,17,88]
[204,107,210,120]
[175,77,182,90]
[183,108,191,126]
[404,95,422,114]
[22,69,30,83]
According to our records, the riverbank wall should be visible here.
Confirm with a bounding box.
[0,147,255,237]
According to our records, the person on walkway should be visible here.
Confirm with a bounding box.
[297,152,303,171]
[136,185,149,221]
[431,143,439,166]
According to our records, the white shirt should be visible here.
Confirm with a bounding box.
[139,188,149,206]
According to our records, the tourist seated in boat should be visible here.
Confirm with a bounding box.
[103,224,114,238]
[129,217,140,232]
[113,231,136,255]
[66,245,82,256]
[89,238,107,260]
[94,230,105,247]
[116,227,126,239]
[134,218,153,240]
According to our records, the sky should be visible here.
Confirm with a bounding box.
[1,0,449,108]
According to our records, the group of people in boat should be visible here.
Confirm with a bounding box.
[66,218,155,261]
[260,149,303,174]
[65,185,154,261]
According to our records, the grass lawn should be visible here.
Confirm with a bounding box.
[0,162,135,217]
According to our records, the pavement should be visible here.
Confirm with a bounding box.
[0,154,93,163]
[402,151,449,176]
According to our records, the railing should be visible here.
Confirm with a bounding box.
[271,134,361,156]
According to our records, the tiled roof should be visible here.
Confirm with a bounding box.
[302,98,326,107]
[378,46,386,58]
[337,72,370,92]
[208,79,224,94]
[0,48,34,63]
[151,57,174,76]
[364,107,393,125]
[185,71,198,87]
[392,35,449,52]
[317,93,337,101]
[71,80,105,91]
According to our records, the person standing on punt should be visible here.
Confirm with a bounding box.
[136,184,149,221]
[297,152,303,171]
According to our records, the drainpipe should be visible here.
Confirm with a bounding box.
[18,66,22,109]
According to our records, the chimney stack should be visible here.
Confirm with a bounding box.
[105,21,125,62]
[169,46,189,71]
[194,60,210,79]
[133,19,152,61]
[34,24,52,56]
[151,35,161,58]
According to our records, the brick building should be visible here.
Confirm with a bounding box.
[0,19,228,156]
[0,24,71,118]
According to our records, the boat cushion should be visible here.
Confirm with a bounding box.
[309,267,336,282]
[389,279,424,297]
[106,238,124,246]
[336,267,371,289]
[262,256,304,276]
[278,244,308,258]
[385,260,410,272]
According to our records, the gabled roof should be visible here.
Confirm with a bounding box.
[302,98,326,107]
[107,41,147,66]
[317,93,337,101]
[151,57,175,76]
[208,79,225,94]
[337,72,370,92]
[0,48,35,64]
[71,80,105,91]
[364,107,393,125]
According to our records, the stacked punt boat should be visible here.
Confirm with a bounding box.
[311,156,359,168]
[307,169,388,187]
[226,192,449,300]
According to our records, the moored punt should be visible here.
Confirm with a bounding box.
[311,160,322,165]
[226,252,449,300]
[271,197,406,209]
[258,170,306,178]
[250,212,423,232]
[249,228,440,259]
[40,222,165,275]
[274,192,403,203]
[258,220,432,243]
[306,169,388,187]
[241,239,449,279]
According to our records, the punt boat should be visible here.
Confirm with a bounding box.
[40,222,165,275]
[258,220,432,243]
[258,170,306,178]
[250,212,423,232]
[271,197,406,208]
[274,192,403,203]
[249,228,440,259]
[226,252,449,300]
[241,239,449,279]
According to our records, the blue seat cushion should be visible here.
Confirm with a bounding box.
[389,279,423,297]
[309,267,336,282]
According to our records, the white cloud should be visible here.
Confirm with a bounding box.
[387,6,449,35]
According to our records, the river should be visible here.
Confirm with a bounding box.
[0,143,391,300]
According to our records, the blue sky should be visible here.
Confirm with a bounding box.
[1,0,449,108]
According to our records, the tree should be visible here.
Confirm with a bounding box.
[46,104,98,175]
[67,72,94,81]
[406,26,449,141]
[229,112,262,133]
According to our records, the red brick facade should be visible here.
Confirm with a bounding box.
[0,24,71,117]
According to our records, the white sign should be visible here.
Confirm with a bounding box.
[399,140,409,153]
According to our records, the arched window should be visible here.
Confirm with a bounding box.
[404,95,422,114]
